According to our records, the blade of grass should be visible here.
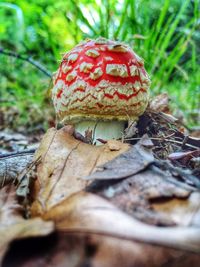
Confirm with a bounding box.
[154,15,197,89]
[71,0,99,36]
[114,0,130,39]
[144,14,175,64]
[104,0,110,38]
[96,0,105,37]
[151,0,190,73]
[146,0,170,51]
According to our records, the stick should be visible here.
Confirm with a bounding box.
[0,47,52,77]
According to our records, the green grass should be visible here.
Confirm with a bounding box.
[167,70,200,126]
[0,0,199,129]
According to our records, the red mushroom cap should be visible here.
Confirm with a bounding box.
[52,37,150,122]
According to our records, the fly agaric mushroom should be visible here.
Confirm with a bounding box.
[52,37,150,143]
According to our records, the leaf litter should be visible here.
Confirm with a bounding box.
[0,185,54,264]
[1,93,200,266]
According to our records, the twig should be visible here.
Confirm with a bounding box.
[16,155,41,186]
[182,135,189,148]
[165,138,199,150]
[0,149,36,159]
[124,137,199,150]
[124,133,175,142]
[0,47,52,77]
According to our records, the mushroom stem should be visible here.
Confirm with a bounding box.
[75,120,126,145]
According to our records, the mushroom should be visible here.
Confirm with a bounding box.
[52,37,150,144]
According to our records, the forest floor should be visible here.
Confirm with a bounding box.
[0,93,200,267]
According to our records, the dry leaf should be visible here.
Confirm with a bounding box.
[0,186,54,264]
[85,135,154,180]
[87,166,195,225]
[87,235,200,267]
[149,93,170,113]
[2,233,86,267]
[31,127,129,215]
[152,191,200,226]
[3,232,200,267]
[84,133,200,227]
[43,191,200,253]
[27,126,200,266]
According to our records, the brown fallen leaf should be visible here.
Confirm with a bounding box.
[87,165,195,225]
[0,185,54,264]
[87,234,200,267]
[84,135,154,180]
[27,125,200,266]
[43,191,200,253]
[190,128,200,138]
[3,232,200,267]
[149,93,170,113]
[31,127,129,215]
[152,191,200,227]
[2,233,86,267]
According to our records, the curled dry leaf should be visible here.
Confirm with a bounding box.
[31,127,129,215]
[43,191,200,253]
[149,93,170,113]
[0,186,54,264]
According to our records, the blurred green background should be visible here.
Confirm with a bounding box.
[0,0,199,130]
